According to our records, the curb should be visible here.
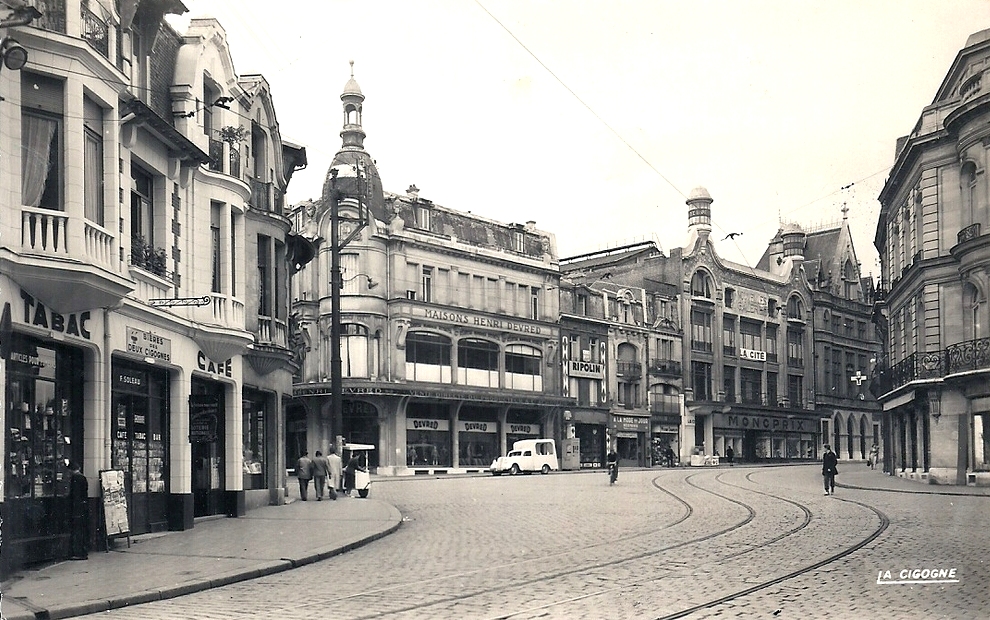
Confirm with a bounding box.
[4,503,402,620]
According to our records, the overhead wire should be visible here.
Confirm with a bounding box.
[473,0,891,272]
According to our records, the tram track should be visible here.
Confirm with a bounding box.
[479,470,817,620]
[342,469,820,619]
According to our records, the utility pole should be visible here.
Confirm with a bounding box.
[327,163,368,444]
[329,169,343,444]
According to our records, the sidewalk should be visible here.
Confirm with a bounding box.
[835,466,990,496]
[0,493,401,620]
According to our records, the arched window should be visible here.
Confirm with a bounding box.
[691,271,713,298]
[846,413,856,460]
[505,344,542,391]
[341,323,369,378]
[843,259,857,300]
[787,295,804,320]
[833,414,843,453]
[458,338,499,387]
[964,282,984,341]
[345,104,360,126]
[406,332,452,383]
[860,416,868,459]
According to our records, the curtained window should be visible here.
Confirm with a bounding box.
[21,114,59,209]
[83,97,105,224]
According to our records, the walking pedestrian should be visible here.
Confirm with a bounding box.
[822,444,838,495]
[312,450,331,500]
[296,451,313,501]
[725,445,735,466]
[869,443,879,470]
[327,446,343,499]
[68,462,89,560]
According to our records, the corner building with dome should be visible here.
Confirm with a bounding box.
[288,70,570,474]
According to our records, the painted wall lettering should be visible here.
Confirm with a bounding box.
[20,290,91,339]
[197,351,232,377]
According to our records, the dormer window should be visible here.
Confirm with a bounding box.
[416,205,431,231]
[786,296,804,321]
[513,230,524,253]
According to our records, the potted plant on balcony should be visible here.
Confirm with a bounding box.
[131,236,168,278]
[219,125,248,146]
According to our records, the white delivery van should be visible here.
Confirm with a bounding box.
[490,439,559,475]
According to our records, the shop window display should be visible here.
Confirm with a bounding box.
[5,339,82,500]
[242,394,266,490]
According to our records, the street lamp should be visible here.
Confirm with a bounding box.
[326,164,369,443]
[1,37,27,71]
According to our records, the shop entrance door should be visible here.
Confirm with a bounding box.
[743,429,758,461]
[189,386,224,518]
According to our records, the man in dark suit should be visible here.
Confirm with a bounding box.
[822,445,838,496]
[68,462,89,559]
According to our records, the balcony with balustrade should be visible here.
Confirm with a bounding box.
[615,360,643,378]
[874,345,983,395]
[4,205,133,314]
[648,358,682,378]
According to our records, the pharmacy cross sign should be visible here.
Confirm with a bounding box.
[850,370,867,387]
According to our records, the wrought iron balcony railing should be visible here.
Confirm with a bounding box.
[615,361,642,377]
[648,359,682,376]
[957,222,981,245]
[877,338,990,394]
[81,3,109,58]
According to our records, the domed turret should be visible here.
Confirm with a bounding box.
[781,221,806,259]
[323,62,386,221]
[686,186,713,237]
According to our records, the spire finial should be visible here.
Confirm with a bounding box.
[349,60,355,78]
[841,203,849,220]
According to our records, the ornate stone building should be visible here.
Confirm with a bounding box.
[289,71,569,475]
[874,29,990,485]
[1,4,311,574]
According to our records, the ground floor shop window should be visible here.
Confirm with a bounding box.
[242,391,267,490]
[5,337,83,500]
[576,423,604,467]
[506,409,542,449]
[406,404,451,467]
[457,406,497,467]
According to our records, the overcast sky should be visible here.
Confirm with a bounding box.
[170,1,990,276]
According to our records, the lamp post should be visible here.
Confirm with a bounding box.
[326,164,369,444]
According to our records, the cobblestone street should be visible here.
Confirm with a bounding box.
[91,466,989,620]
